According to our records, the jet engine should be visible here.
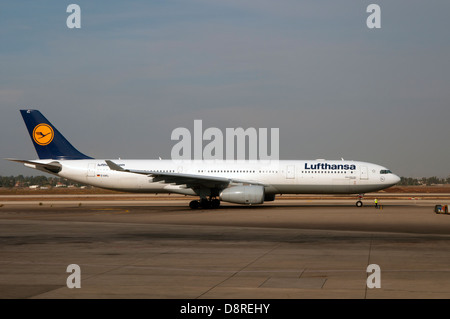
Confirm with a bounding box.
[219,185,265,205]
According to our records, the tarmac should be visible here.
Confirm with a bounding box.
[0,195,450,299]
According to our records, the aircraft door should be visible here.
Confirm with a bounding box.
[360,166,369,180]
[286,165,295,179]
[87,163,96,177]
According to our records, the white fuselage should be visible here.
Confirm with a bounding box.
[36,159,400,195]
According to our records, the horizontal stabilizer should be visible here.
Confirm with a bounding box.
[5,158,62,174]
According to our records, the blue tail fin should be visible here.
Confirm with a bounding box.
[20,109,92,160]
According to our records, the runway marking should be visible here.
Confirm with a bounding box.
[196,242,283,298]
[365,236,374,298]
[90,208,130,214]
[2,260,450,274]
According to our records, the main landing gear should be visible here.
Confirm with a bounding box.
[356,194,364,207]
[189,197,221,209]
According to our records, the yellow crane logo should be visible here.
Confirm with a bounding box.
[33,123,54,146]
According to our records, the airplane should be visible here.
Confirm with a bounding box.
[6,109,401,209]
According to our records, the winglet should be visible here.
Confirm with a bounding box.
[105,160,125,172]
[106,160,154,175]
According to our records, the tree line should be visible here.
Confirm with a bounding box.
[399,176,450,186]
[0,175,86,188]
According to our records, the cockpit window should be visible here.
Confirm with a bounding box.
[380,170,392,174]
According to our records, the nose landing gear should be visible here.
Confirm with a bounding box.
[356,194,364,207]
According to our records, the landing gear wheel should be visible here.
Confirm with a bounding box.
[356,200,363,207]
[211,199,221,209]
[189,200,199,209]
[199,198,211,209]
[189,198,220,209]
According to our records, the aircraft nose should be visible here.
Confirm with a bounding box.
[392,174,401,184]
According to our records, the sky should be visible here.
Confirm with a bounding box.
[1,1,449,178]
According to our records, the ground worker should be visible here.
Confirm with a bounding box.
[374,198,378,209]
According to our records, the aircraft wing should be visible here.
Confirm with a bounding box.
[5,158,62,174]
[105,160,263,189]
